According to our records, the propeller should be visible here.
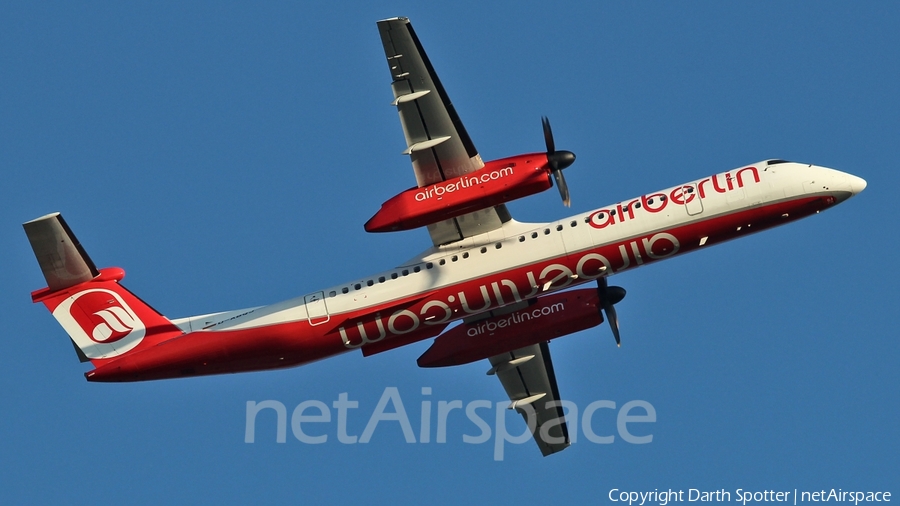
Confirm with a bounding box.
[597,277,626,347]
[542,116,576,207]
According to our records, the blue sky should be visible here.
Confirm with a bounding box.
[1,1,897,503]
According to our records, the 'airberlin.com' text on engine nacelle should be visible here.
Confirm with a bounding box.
[417,289,603,368]
[365,153,553,233]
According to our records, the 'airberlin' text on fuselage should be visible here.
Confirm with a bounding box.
[337,232,680,349]
[588,167,760,230]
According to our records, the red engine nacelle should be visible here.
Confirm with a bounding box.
[417,289,603,368]
[365,153,553,233]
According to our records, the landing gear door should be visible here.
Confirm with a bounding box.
[304,291,330,326]
[681,184,703,216]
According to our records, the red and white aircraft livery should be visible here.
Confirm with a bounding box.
[24,17,866,456]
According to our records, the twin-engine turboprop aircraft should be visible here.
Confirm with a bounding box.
[24,17,866,456]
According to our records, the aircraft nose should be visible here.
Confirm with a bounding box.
[821,167,866,204]
[849,175,867,195]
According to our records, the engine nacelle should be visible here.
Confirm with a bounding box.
[417,289,602,368]
[365,153,553,233]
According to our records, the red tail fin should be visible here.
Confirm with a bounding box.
[25,213,183,367]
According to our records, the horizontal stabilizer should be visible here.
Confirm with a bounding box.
[23,213,99,291]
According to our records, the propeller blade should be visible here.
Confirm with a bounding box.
[553,170,571,207]
[605,302,621,347]
[542,116,556,153]
[597,278,626,347]
[541,116,575,206]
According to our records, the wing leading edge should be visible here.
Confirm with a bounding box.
[377,17,511,246]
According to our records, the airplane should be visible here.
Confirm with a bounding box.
[23,17,866,457]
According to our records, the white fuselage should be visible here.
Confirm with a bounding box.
[171,161,864,351]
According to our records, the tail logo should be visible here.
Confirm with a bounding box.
[52,288,147,359]
[90,306,138,343]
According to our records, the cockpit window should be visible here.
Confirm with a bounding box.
[766,159,792,166]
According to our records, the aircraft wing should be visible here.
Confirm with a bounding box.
[488,342,570,456]
[377,17,511,246]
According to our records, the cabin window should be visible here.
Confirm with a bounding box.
[544,228,550,235]
[354,283,361,290]
[391,273,398,280]
[439,259,446,266]
[660,195,667,201]
[495,243,502,249]
[366,280,374,287]
[342,287,349,294]
[402,269,409,276]
[452,255,458,262]
[648,199,654,205]
[462,252,469,259]
[584,217,590,223]
[687,187,694,193]
[532,232,538,239]
[481,247,487,253]
[414,266,421,272]
[426,262,433,269]
[570,221,577,227]
[635,202,642,209]
[329,290,336,297]
[519,236,525,242]
[557,224,563,231]
[378,276,385,283]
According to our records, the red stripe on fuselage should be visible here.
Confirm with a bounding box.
[86,194,835,382]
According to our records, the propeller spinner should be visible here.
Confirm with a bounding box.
[597,277,626,347]
[541,116,576,206]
